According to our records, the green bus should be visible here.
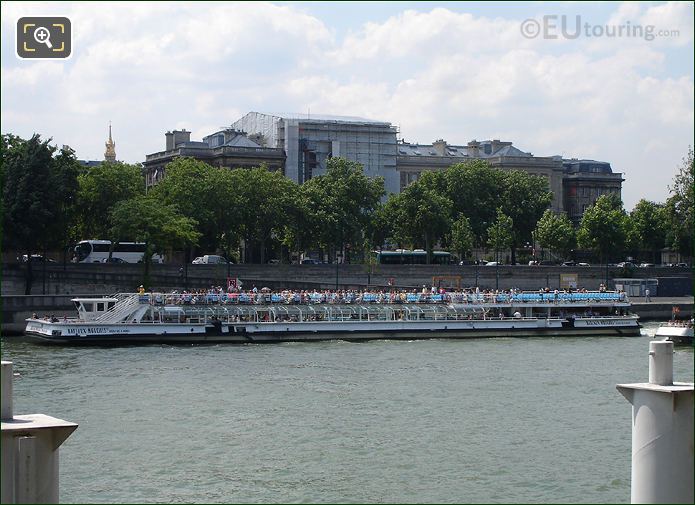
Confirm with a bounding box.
[373,249,453,265]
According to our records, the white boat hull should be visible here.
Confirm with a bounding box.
[24,315,641,345]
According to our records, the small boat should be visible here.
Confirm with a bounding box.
[24,290,641,345]
[654,320,694,346]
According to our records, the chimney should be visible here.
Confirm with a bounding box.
[491,139,501,153]
[467,140,480,158]
[172,129,191,148]
[165,131,174,151]
[432,139,447,157]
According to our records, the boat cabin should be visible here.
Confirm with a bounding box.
[72,297,118,321]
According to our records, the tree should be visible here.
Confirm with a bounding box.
[577,195,628,263]
[487,208,514,263]
[443,160,501,240]
[385,181,452,263]
[628,199,666,263]
[2,134,80,293]
[149,157,221,253]
[76,161,145,239]
[300,157,384,262]
[449,214,474,261]
[499,170,553,263]
[533,210,576,260]
[664,148,693,261]
[235,167,299,263]
[110,195,200,288]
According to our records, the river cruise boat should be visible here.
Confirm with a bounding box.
[654,320,694,346]
[23,289,640,345]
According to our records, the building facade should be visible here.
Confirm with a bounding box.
[562,159,624,225]
[230,112,400,194]
[143,128,285,188]
[396,139,565,212]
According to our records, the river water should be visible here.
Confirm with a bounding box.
[2,322,693,504]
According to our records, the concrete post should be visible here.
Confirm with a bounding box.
[617,342,694,504]
[1,361,78,504]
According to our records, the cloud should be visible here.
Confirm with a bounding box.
[1,1,692,210]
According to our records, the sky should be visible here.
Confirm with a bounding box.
[1,1,693,211]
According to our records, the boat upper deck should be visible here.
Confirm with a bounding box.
[132,289,629,307]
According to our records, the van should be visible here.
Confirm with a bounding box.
[192,254,228,265]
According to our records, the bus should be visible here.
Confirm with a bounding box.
[74,240,163,264]
[373,249,453,265]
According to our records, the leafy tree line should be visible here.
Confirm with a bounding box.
[3,133,692,291]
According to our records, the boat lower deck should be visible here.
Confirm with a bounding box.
[24,316,641,345]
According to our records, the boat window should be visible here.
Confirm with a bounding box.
[97,302,105,312]
[83,302,94,312]
[108,302,116,310]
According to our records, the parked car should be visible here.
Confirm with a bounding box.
[267,259,281,264]
[676,262,688,268]
[301,258,321,265]
[484,261,500,266]
[538,260,558,266]
[561,261,576,267]
[638,263,655,268]
[192,254,229,265]
[101,257,127,264]
[616,261,636,269]
[20,254,55,263]
[577,262,591,267]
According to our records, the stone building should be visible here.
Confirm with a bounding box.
[230,112,400,193]
[143,128,285,188]
[561,159,624,225]
[396,139,565,212]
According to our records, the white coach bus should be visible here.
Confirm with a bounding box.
[74,240,163,264]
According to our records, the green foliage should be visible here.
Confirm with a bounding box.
[499,170,553,250]
[577,195,628,262]
[235,167,298,263]
[1,134,81,293]
[448,214,474,260]
[148,157,220,251]
[110,195,200,287]
[533,210,576,259]
[443,160,501,241]
[386,180,452,262]
[486,208,514,258]
[627,199,666,261]
[76,161,144,239]
[300,157,385,259]
[664,148,693,260]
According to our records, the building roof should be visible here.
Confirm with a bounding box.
[254,111,390,125]
[397,140,533,158]
[562,159,614,174]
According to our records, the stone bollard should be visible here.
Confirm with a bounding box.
[1,361,78,503]
[617,342,694,504]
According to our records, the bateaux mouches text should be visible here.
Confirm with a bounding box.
[582,319,630,326]
[65,327,130,335]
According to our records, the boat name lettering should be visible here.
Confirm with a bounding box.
[65,327,129,335]
[584,319,624,326]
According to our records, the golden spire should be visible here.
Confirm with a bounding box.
[104,121,116,162]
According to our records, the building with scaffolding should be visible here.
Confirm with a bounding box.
[230,112,400,193]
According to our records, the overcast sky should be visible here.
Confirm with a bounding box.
[2,1,693,210]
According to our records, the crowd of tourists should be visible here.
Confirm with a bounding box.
[140,284,624,306]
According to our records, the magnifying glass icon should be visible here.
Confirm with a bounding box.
[34,26,53,49]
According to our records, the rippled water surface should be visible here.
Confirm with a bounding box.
[2,323,692,503]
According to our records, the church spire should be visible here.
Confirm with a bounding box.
[104,121,116,162]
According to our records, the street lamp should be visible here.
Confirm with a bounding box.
[495,221,500,291]
[335,252,342,290]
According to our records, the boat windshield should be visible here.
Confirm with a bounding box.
[74,242,92,262]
